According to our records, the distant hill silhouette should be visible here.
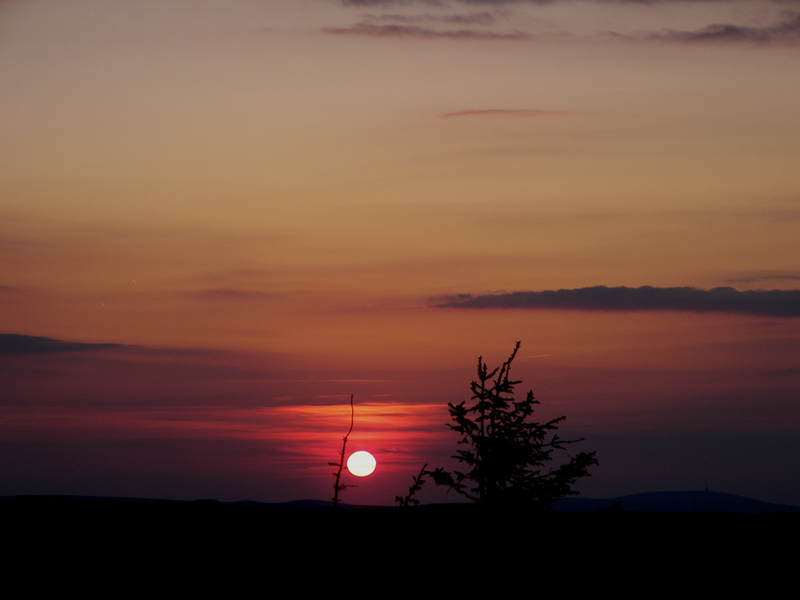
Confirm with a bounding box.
[2,490,797,513]
[553,490,800,514]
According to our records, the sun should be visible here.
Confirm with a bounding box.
[347,450,376,477]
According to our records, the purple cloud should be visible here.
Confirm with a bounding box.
[433,286,800,317]
[648,12,800,44]
[439,108,568,118]
[322,22,532,40]
[0,333,124,355]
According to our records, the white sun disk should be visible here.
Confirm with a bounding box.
[347,450,376,477]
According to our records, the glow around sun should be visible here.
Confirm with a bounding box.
[347,451,376,477]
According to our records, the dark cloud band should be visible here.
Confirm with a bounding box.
[0,333,123,355]
[432,286,800,317]
[322,22,531,39]
[649,12,800,44]
[439,109,567,118]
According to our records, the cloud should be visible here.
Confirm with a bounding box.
[339,0,442,5]
[726,272,800,285]
[364,11,497,26]
[439,108,568,118]
[322,22,532,40]
[338,0,800,4]
[336,0,548,5]
[333,1,800,47]
[432,286,800,317]
[439,11,497,25]
[647,11,800,44]
[0,333,124,355]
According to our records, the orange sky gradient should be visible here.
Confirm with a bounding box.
[1,0,799,506]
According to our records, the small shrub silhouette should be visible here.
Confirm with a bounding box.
[330,394,355,509]
[398,342,597,508]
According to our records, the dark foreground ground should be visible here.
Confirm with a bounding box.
[4,494,796,580]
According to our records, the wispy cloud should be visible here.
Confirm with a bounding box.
[364,11,497,26]
[339,0,446,5]
[432,286,800,317]
[332,1,800,46]
[334,0,547,5]
[322,22,532,39]
[726,272,800,285]
[0,333,124,355]
[439,108,568,118]
[338,0,799,5]
[647,11,800,45]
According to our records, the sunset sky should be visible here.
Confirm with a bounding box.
[2,0,799,506]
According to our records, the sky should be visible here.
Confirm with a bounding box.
[1,0,799,506]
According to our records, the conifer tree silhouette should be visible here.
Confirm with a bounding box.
[399,342,597,508]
